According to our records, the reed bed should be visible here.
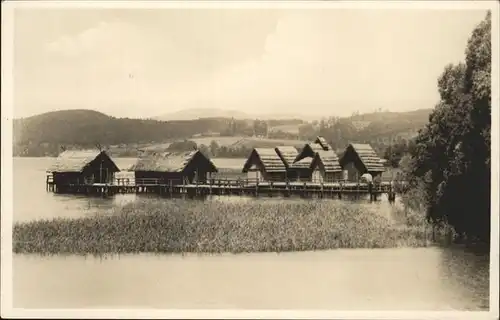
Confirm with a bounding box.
[13,200,433,255]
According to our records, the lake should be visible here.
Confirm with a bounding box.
[10,157,490,310]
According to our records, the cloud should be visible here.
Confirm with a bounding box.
[183,12,373,111]
[14,9,488,118]
[17,13,278,117]
[21,20,187,116]
[183,13,329,105]
[180,9,487,116]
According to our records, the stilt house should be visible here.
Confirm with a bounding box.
[274,146,302,181]
[339,143,385,182]
[131,150,218,185]
[310,150,343,183]
[242,148,287,182]
[290,136,339,181]
[47,149,120,186]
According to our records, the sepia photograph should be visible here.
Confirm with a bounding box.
[1,1,499,319]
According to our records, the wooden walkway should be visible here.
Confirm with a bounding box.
[46,175,399,201]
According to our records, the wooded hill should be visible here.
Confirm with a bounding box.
[13,107,433,157]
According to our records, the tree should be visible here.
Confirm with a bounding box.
[298,123,316,140]
[384,141,410,168]
[253,120,268,137]
[209,140,219,157]
[407,12,491,243]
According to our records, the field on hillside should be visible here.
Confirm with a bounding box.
[230,137,307,149]
[190,136,308,148]
[108,136,308,156]
[268,124,303,135]
[188,136,243,147]
[135,136,308,150]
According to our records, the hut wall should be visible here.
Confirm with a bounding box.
[184,153,217,184]
[245,166,272,182]
[312,169,323,183]
[324,171,343,182]
[247,170,263,182]
[135,171,159,180]
[286,168,312,182]
[266,171,287,182]
[311,169,342,183]
[344,162,360,182]
[286,168,308,181]
[53,172,82,185]
[186,168,212,184]
[82,152,120,183]
[242,151,261,173]
[297,169,312,182]
[164,172,185,185]
[183,170,213,184]
[83,166,113,184]
[284,169,295,181]
[342,170,349,181]
[134,171,185,185]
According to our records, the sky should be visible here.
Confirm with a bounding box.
[12,5,489,119]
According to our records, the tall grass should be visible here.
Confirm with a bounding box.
[13,200,434,255]
[396,183,455,245]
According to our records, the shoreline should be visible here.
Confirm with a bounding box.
[12,245,448,259]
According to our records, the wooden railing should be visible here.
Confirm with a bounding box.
[46,172,405,191]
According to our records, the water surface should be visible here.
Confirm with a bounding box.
[13,248,489,310]
[11,157,490,310]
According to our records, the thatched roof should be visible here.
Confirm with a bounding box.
[314,136,331,151]
[308,143,325,153]
[274,146,298,167]
[294,143,324,163]
[131,150,217,173]
[290,156,313,169]
[346,143,385,172]
[48,150,120,173]
[242,148,286,173]
[313,150,342,172]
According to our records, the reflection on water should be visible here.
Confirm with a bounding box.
[11,158,490,310]
[437,247,490,310]
[13,247,489,310]
[14,157,138,222]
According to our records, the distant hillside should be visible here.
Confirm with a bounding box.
[155,108,251,121]
[156,108,320,122]
[296,108,433,155]
[13,110,240,157]
[348,108,433,140]
[350,108,433,123]
[13,108,433,157]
